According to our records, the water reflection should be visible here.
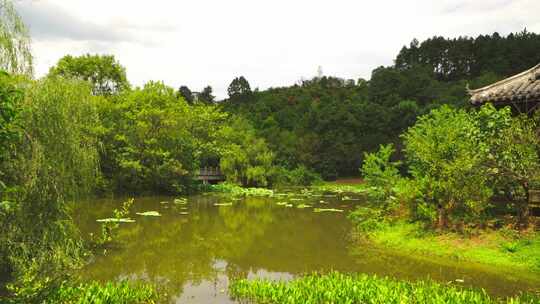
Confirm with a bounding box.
[75,194,540,303]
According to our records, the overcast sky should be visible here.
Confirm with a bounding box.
[15,0,540,99]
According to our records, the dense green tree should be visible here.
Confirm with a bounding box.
[219,118,275,187]
[97,81,198,194]
[475,105,540,227]
[178,85,194,104]
[48,54,129,95]
[198,85,215,104]
[402,105,492,228]
[0,0,33,75]
[395,30,540,81]
[227,76,252,102]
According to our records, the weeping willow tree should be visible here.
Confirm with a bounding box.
[0,77,100,300]
[0,0,33,75]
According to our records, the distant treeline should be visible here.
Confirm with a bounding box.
[216,30,540,179]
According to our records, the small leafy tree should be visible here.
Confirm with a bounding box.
[361,144,402,206]
[362,144,401,189]
[48,54,129,95]
[403,105,492,229]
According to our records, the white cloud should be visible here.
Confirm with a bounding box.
[16,0,540,99]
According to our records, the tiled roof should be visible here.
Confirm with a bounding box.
[469,63,540,104]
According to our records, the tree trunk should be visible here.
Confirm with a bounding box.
[518,183,530,229]
[437,204,448,230]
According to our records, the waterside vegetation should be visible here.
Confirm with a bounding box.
[229,272,540,304]
[2,0,540,302]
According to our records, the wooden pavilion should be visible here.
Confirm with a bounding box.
[469,63,540,114]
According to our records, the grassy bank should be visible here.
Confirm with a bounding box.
[357,220,540,272]
[229,272,539,304]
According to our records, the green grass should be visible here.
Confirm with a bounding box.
[229,272,539,304]
[361,220,540,272]
[46,281,157,304]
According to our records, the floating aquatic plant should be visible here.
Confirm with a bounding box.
[214,202,233,206]
[174,198,188,204]
[296,204,312,209]
[96,218,135,223]
[136,211,161,217]
[314,208,343,213]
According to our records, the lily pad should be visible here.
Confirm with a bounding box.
[96,218,135,223]
[296,204,312,209]
[314,208,344,213]
[179,212,189,215]
[214,202,233,206]
[276,202,289,206]
[136,211,162,217]
[160,201,169,204]
[174,198,188,205]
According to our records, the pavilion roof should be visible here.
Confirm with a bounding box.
[469,63,540,105]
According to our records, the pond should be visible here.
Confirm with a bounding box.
[75,191,540,303]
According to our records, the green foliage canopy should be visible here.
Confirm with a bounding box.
[48,54,129,95]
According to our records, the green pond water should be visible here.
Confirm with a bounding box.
[75,191,540,303]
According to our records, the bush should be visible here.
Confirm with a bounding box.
[360,144,402,209]
[348,207,389,232]
[270,165,322,186]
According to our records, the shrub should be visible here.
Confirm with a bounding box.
[270,165,322,186]
[360,144,402,209]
